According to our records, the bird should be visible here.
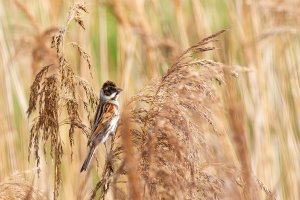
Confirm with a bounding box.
[80,80,122,172]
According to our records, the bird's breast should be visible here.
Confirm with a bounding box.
[109,115,119,131]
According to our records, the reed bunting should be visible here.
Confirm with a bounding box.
[80,81,122,172]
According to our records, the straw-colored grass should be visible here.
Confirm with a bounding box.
[0,0,299,199]
[0,174,47,200]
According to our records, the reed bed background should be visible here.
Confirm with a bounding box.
[0,0,299,199]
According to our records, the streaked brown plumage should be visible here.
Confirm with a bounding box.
[80,81,122,172]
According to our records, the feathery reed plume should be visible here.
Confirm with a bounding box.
[90,30,267,199]
[27,1,97,199]
[0,175,47,200]
[125,29,237,199]
[1,0,297,199]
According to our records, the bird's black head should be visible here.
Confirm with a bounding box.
[101,81,122,100]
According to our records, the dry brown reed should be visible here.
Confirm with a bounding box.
[0,174,47,200]
[107,0,179,77]
[27,2,97,199]
[88,29,274,199]
[14,0,58,76]
[2,0,296,199]
[124,30,237,200]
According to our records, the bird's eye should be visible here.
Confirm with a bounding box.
[103,87,110,95]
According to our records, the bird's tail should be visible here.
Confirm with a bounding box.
[80,144,96,172]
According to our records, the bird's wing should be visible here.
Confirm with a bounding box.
[88,102,117,145]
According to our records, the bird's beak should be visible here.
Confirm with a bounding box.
[116,88,123,93]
